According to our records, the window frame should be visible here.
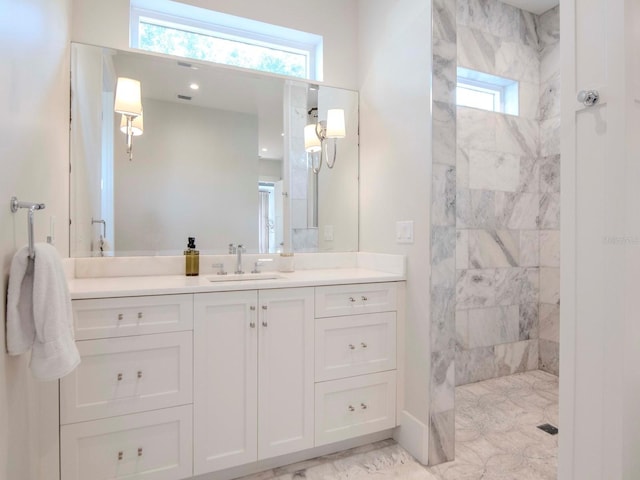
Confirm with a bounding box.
[456,67,519,116]
[130,5,322,80]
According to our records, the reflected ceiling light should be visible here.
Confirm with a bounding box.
[190,83,200,90]
[261,148,268,152]
[304,108,345,174]
[114,77,143,161]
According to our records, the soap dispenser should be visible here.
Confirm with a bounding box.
[184,237,199,276]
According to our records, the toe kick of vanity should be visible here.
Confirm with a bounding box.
[60,277,404,480]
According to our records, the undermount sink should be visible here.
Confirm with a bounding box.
[207,272,281,282]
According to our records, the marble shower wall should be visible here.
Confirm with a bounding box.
[536,6,560,376]
[455,0,561,385]
[429,0,457,465]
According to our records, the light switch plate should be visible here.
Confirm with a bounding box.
[396,221,414,244]
[324,225,334,241]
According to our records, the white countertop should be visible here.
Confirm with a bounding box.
[68,267,406,300]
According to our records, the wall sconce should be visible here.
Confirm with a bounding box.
[304,108,345,174]
[119,109,143,137]
[114,77,142,161]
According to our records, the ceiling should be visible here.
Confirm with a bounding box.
[500,0,559,15]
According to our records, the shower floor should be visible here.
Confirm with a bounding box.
[235,370,559,480]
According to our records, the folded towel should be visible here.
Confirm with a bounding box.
[6,243,80,381]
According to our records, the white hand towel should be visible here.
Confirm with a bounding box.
[6,243,80,381]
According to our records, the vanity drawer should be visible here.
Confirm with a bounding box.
[315,283,397,318]
[314,371,396,446]
[72,294,193,340]
[60,405,193,480]
[60,331,193,424]
[315,312,396,381]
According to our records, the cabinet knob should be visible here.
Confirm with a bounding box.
[349,297,356,303]
[138,447,143,457]
[262,321,268,327]
[361,296,368,301]
[250,306,256,311]
[118,451,124,461]
[361,342,368,349]
[348,344,355,350]
[117,313,123,321]
[348,405,355,412]
[117,373,123,381]
[137,370,143,379]
[262,305,268,310]
[137,312,143,319]
[250,321,256,328]
[361,403,368,410]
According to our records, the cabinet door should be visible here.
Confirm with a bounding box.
[193,291,258,475]
[258,287,314,459]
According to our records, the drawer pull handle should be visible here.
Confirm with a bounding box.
[117,313,123,321]
[118,451,124,461]
[137,371,143,379]
[138,447,143,457]
[262,305,268,310]
[137,312,143,319]
[348,344,355,350]
[349,297,356,303]
[250,321,256,328]
[262,321,268,327]
[361,403,368,410]
[361,342,368,349]
[348,405,355,412]
[361,296,368,301]
[250,306,256,311]
[117,373,123,381]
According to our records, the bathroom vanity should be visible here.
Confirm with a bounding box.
[57,254,405,480]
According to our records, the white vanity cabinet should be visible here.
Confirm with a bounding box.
[59,274,403,480]
[61,295,194,480]
[314,283,398,446]
[193,287,314,476]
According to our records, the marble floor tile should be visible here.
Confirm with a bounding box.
[234,371,558,480]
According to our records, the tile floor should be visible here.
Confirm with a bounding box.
[236,370,559,480]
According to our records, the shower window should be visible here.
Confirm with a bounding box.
[456,67,519,115]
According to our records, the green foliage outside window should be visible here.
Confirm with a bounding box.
[139,22,307,78]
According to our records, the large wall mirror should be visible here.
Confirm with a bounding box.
[70,42,359,257]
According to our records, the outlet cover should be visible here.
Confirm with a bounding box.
[396,221,414,244]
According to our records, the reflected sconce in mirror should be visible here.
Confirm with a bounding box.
[114,77,143,161]
[304,108,345,174]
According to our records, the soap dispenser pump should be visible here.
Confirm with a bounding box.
[184,237,199,276]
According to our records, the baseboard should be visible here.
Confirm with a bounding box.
[193,430,394,480]
[393,409,429,465]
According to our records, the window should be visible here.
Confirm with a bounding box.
[456,67,519,115]
[130,0,323,80]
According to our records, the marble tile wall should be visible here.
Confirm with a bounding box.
[429,0,457,465]
[454,0,561,385]
[536,6,560,376]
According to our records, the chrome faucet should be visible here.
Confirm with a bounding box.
[235,244,245,274]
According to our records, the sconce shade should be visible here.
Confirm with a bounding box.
[304,124,322,152]
[114,77,142,116]
[120,111,143,136]
[325,109,346,138]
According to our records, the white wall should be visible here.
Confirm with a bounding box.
[114,98,259,254]
[0,0,71,478]
[71,0,359,90]
[357,0,432,462]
